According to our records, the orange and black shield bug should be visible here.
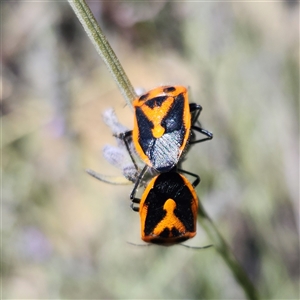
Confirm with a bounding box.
[118,85,213,173]
[130,168,200,245]
[86,107,212,247]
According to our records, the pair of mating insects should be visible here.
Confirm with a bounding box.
[88,85,213,246]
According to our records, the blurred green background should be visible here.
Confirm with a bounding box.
[2,1,299,299]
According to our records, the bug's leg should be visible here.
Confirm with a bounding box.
[130,198,140,212]
[189,103,213,144]
[189,103,202,125]
[130,165,148,201]
[190,126,213,144]
[177,168,200,187]
[129,165,148,211]
[115,132,148,209]
[115,130,139,171]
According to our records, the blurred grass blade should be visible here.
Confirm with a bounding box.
[68,0,137,110]
[198,203,259,300]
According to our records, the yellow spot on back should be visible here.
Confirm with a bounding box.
[152,124,165,138]
[153,199,186,236]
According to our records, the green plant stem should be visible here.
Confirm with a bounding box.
[68,1,259,299]
[198,203,259,300]
[68,0,136,110]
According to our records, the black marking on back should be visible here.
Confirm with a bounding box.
[136,107,154,154]
[161,93,185,134]
[145,96,168,109]
[143,172,195,236]
[159,228,170,238]
[149,236,189,244]
[139,93,149,101]
[163,86,176,93]
[171,227,181,237]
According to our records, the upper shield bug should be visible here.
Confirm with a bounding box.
[130,168,200,245]
[118,85,213,173]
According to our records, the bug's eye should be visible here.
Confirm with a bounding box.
[145,96,168,109]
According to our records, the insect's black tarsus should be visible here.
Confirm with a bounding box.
[189,103,213,144]
[177,168,200,187]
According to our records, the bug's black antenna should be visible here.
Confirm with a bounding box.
[126,241,152,247]
[180,244,213,250]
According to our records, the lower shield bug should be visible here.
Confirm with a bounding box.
[130,168,200,245]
